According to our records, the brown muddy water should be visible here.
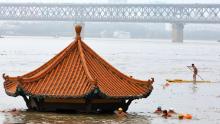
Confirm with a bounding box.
[0,36,220,124]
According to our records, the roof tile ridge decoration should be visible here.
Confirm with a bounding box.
[81,41,154,86]
[75,25,96,86]
[3,74,21,96]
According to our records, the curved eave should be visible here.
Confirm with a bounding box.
[4,79,153,100]
[97,85,153,99]
[4,90,19,97]
[3,80,19,97]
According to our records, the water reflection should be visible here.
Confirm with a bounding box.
[191,84,198,94]
[2,111,151,124]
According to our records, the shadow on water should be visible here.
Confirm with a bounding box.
[1,111,151,124]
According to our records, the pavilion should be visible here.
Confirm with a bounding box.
[3,25,154,113]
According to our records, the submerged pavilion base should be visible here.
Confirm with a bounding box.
[27,97,133,113]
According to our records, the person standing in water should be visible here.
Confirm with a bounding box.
[191,64,198,83]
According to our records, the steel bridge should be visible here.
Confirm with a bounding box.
[0,3,220,42]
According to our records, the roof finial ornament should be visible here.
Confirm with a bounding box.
[2,73,8,80]
[151,77,154,83]
[75,24,82,41]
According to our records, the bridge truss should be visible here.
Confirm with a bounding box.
[0,3,220,23]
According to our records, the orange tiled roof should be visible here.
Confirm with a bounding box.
[3,25,153,99]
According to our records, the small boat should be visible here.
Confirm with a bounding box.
[166,79,211,83]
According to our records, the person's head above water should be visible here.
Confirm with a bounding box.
[168,108,175,113]
[163,110,167,112]
[162,110,169,118]
[169,108,174,111]
[163,110,168,114]
[157,106,162,111]
[118,108,123,111]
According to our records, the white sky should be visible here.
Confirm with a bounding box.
[0,0,220,4]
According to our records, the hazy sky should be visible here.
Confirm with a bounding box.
[0,0,220,4]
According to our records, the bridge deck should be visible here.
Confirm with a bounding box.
[0,3,220,23]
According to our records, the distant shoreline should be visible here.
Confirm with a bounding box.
[0,35,218,43]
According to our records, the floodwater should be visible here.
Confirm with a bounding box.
[0,36,220,124]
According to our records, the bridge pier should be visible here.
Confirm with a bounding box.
[172,23,184,43]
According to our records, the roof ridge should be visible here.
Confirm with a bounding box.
[4,41,75,81]
[20,42,76,83]
[22,42,72,78]
[81,41,153,84]
[77,39,96,85]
